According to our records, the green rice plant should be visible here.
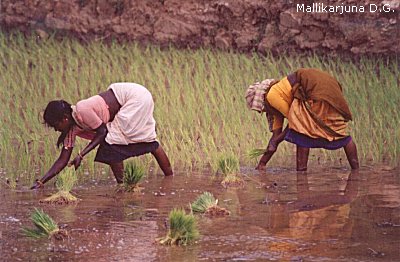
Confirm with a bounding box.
[55,168,77,192]
[217,155,240,176]
[21,208,68,240]
[0,32,399,182]
[247,148,266,160]
[191,192,230,216]
[217,155,244,188]
[191,192,217,213]
[40,168,80,204]
[121,162,146,192]
[158,208,199,246]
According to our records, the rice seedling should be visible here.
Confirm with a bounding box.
[217,155,244,188]
[116,162,146,193]
[21,208,68,240]
[247,148,266,160]
[1,32,399,183]
[40,168,80,204]
[191,192,230,217]
[217,155,240,176]
[158,208,199,246]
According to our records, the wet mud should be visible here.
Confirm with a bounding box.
[1,166,399,261]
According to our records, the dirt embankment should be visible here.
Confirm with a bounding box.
[1,0,399,55]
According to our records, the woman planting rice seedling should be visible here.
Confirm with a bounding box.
[246,68,359,171]
[40,168,80,204]
[21,208,68,240]
[31,83,173,189]
[217,156,244,188]
[158,208,199,246]
[191,192,230,216]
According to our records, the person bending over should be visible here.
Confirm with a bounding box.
[31,82,173,189]
[245,68,359,171]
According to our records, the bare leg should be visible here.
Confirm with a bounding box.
[110,161,124,184]
[296,146,310,171]
[343,139,359,170]
[151,145,173,176]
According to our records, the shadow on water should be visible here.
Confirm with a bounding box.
[0,166,399,261]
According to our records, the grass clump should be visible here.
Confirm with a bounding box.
[21,208,68,240]
[117,162,146,193]
[158,208,199,246]
[40,168,80,205]
[217,156,244,188]
[191,192,230,217]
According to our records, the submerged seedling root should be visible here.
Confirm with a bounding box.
[115,184,143,193]
[191,192,230,217]
[221,173,245,188]
[22,208,69,241]
[204,205,231,216]
[158,208,199,246]
[40,191,80,205]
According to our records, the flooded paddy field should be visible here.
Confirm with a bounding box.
[1,166,399,261]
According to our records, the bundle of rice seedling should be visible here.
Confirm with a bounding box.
[158,208,199,246]
[247,148,266,160]
[21,208,68,240]
[117,162,146,193]
[40,168,80,204]
[217,156,244,188]
[221,173,245,188]
[217,155,240,176]
[191,192,230,217]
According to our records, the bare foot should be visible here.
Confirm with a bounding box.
[256,164,266,171]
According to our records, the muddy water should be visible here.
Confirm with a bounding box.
[1,166,399,261]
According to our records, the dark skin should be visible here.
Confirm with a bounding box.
[256,125,289,171]
[31,89,173,189]
[256,117,360,172]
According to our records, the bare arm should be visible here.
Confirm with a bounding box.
[256,125,289,171]
[69,123,108,170]
[30,147,73,189]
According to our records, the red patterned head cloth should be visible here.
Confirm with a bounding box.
[245,79,276,113]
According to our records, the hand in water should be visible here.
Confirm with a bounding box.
[30,180,43,190]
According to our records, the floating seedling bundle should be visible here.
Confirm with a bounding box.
[158,208,199,246]
[40,168,80,204]
[191,192,230,217]
[116,162,146,193]
[21,208,68,240]
[217,155,244,188]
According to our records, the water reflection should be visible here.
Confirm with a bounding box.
[1,169,399,261]
[287,171,359,240]
[263,171,360,238]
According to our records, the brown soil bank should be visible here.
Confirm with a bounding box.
[1,0,399,56]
